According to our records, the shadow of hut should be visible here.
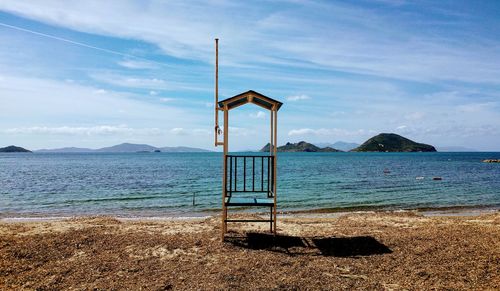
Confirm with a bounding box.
[225,232,392,257]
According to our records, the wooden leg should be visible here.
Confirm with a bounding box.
[222,206,227,240]
[225,207,228,233]
[273,204,277,235]
[270,206,273,232]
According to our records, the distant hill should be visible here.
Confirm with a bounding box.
[316,141,360,152]
[36,147,94,153]
[159,146,211,153]
[0,145,31,153]
[351,133,436,152]
[96,143,158,153]
[261,141,342,152]
[35,143,212,153]
[436,146,478,152]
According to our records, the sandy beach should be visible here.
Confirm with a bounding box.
[1,211,499,290]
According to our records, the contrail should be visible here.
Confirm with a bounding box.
[0,21,165,67]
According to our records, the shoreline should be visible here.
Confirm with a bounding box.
[1,210,498,289]
[2,205,498,223]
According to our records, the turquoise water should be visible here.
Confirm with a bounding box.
[1,152,499,217]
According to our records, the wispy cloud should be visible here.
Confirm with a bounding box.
[287,94,310,101]
[169,127,211,136]
[404,112,425,121]
[1,1,500,150]
[229,127,255,137]
[456,102,498,113]
[88,71,208,92]
[249,111,266,119]
[192,128,211,136]
[90,73,168,90]
[2,1,499,84]
[3,125,162,136]
[394,124,500,139]
[93,89,107,94]
[118,59,158,70]
[0,75,192,132]
[288,128,376,137]
[170,127,187,135]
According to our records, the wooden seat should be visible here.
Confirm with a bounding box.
[225,197,274,207]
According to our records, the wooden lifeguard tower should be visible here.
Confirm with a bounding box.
[213,39,283,239]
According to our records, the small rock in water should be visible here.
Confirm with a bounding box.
[482,159,500,163]
[432,177,442,181]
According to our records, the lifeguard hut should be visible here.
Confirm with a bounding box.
[213,39,283,239]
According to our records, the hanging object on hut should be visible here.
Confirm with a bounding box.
[213,39,283,240]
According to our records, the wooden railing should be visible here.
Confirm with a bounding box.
[225,155,274,198]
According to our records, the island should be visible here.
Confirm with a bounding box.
[35,143,212,153]
[260,141,341,152]
[0,145,32,153]
[351,133,436,152]
[316,141,360,152]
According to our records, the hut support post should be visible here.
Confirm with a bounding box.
[273,108,278,234]
[214,39,219,146]
[222,107,228,239]
[269,110,273,232]
[270,110,274,156]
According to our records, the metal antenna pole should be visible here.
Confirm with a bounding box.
[214,38,219,146]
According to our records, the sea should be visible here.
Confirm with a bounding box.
[1,152,499,218]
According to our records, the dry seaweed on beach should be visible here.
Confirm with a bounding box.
[1,212,499,290]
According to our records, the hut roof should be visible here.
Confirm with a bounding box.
[218,90,283,111]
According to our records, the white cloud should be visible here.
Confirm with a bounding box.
[330,111,346,117]
[93,89,107,94]
[159,97,175,102]
[118,60,158,70]
[395,125,410,134]
[391,124,500,139]
[250,111,266,119]
[193,128,211,136]
[229,127,254,137]
[288,128,375,137]
[0,75,190,129]
[1,2,500,150]
[287,94,311,101]
[404,112,425,121]
[288,128,316,136]
[89,72,207,92]
[90,73,168,90]
[3,125,162,136]
[170,127,187,135]
[2,1,499,84]
[456,102,497,113]
[149,90,158,96]
[167,128,211,136]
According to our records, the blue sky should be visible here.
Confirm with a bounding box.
[0,0,499,151]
